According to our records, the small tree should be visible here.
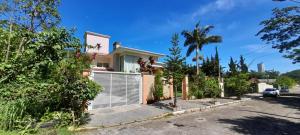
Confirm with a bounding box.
[239,55,248,73]
[154,72,163,101]
[275,76,296,88]
[164,33,185,107]
[225,74,250,99]
[228,57,238,76]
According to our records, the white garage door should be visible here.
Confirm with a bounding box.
[89,71,142,109]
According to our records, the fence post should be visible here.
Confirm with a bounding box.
[182,75,189,100]
[110,73,112,107]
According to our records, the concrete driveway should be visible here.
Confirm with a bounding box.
[78,87,300,135]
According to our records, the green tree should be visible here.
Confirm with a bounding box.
[239,55,248,73]
[257,3,300,63]
[275,76,296,88]
[154,72,163,101]
[282,69,300,83]
[182,22,222,75]
[164,33,185,107]
[225,74,250,99]
[0,0,61,32]
[228,57,238,76]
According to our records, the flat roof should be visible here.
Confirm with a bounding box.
[85,31,111,38]
[112,46,165,57]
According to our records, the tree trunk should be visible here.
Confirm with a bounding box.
[196,44,199,75]
[174,84,177,107]
[5,19,13,62]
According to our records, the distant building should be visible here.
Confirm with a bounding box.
[257,63,265,73]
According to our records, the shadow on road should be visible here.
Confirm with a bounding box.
[219,116,300,135]
[247,93,300,111]
[239,110,300,120]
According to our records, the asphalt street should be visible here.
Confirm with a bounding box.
[79,87,300,135]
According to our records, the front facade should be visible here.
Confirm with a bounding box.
[84,31,164,73]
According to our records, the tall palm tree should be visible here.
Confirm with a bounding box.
[182,23,222,75]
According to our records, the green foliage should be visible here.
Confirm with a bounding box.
[40,111,73,128]
[282,69,300,83]
[189,72,205,99]
[182,22,222,74]
[239,55,248,73]
[225,74,250,99]
[257,6,300,63]
[0,0,61,31]
[189,72,221,99]
[249,70,280,79]
[164,33,185,85]
[164,33,185,106]
[228,57,238,76]
[154,73,163,101]
[201,47,223,77]
[0,27,101,132]
[204,78,221,98]
[275,76,296,88]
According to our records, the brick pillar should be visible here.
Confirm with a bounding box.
[182,75,189,100]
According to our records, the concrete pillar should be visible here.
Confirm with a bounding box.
[219,78,224,97]
[182,75,189,100]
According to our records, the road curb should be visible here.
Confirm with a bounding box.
[74,98,251,132]
[172,98,251,115]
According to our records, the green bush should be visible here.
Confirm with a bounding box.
[189,72,205,99]
[275,76,296,88]
[0,28,101,132]
[225,74,250,99]
[154,73,163,101]
[203,78,221,99]
[189,72,221,99]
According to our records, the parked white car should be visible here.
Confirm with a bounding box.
[263,88,280,97]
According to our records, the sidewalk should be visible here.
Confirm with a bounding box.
[81,97,251,130]
[84,104,171,128]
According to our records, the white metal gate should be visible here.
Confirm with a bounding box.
[89,71,142,110]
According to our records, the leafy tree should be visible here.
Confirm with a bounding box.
[189,72,206,99]
[164,33,185,107]
[239,55,248,73]
[182,22,222,75]
[275,76,297,88]
[225,74,250,99]
[154,72,163,101]
[228,57,238,76]
[257,4,300,63]
[0,0,61,32]
[282,69,300,83]
[203,77,221,99]
[201,47,222,77]
[0,28,101,131]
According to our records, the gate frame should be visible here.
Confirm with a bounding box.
[88,70,143,110]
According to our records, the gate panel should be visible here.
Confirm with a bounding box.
[90,71,141,109]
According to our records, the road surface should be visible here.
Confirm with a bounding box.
[79,87,300,135]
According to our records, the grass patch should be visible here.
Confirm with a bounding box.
[0,130,19,135]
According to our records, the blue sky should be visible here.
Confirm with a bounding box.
[59,0,299,73]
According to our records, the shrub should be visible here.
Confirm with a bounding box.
[189,72,206,99]
[275,76,296,88]
[0,28,101,132]
[203,78,221,99]
[188,72,221,99]
[225,73,250,99]
[154,73,163,101]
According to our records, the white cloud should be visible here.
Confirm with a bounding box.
[242,44,276,54]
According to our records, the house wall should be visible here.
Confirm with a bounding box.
[142,74,173,104]
[85,33,109,55]
[258,83,273,93]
